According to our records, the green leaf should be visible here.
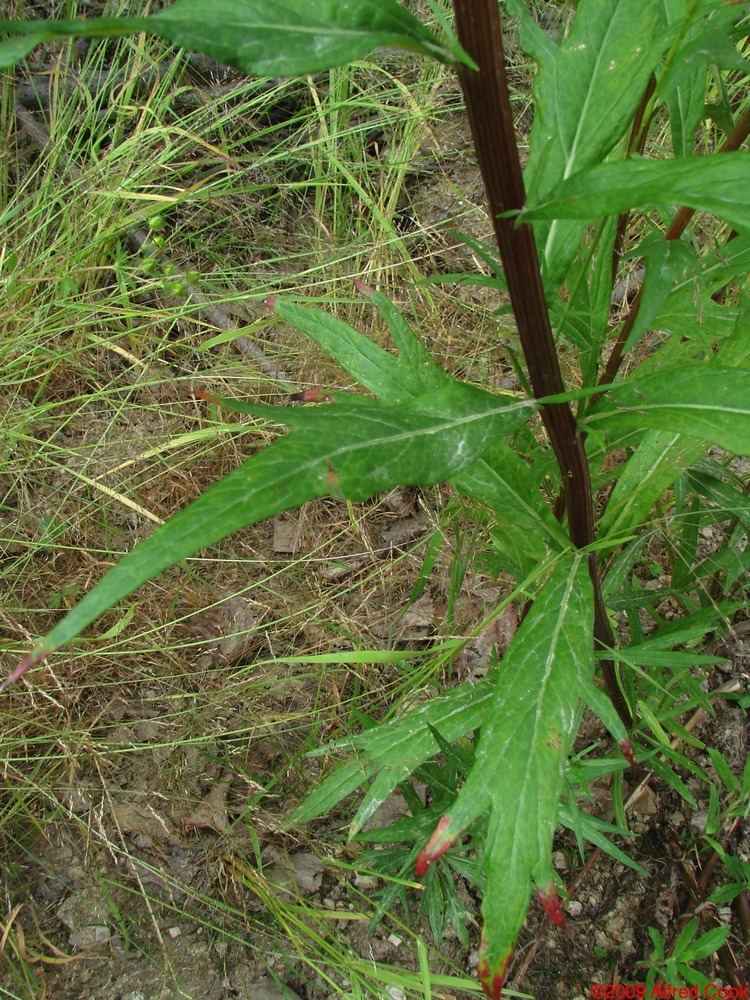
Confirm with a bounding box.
[627,604,740,650]
[682,923,731,961]
[651,284,738,350]
[288,677,495,827]
[720,293,750,368]
[453,441,569,564]
[655,0,748,157]
[707,747,740,794]
[277,293,568,575]
[0,0,470,76]
[501,0,558,67]
[622,234,698,354]
[415,555,594,992]
[585,364,750,456]
[552,218,617,375]
[522,153,750,238]
[522,0,666,289]
[599,432,706,539]
[687,466,750,534]
[6,382,533,682]
[558,804,645,874]
[659,26,748,107]
[0,32,45,65]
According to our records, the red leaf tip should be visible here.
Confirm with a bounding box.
[1,648,51,691]
[264,295,277,312]
[477,943,512,1000]
[619,739,636,767]
[537,884,568,929]
[353,279,375,295]
[289,387,332,404]
[415,815,454,877]
[195,390,221,405]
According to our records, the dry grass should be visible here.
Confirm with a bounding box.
[0,6,519,996]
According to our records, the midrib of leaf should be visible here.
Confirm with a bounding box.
[544,12,620,267]
[608,401,750,419]
[600,431,682,537]
[506,561,577,871]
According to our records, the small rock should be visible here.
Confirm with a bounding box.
[632,784,658,817]
[691,810,708,833]
[354,874,379,890]
[245,979,302,1000]
[69,924,111,950]
[606,913,626,937]
[566,899,583,917]
[594,930,610,950]
[167,925,181,939]
[387,933,402,948]
[266,851,324,897]
[273,516,301,554]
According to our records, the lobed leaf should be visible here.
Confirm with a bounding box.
[415,555,595,995]
[277,293,568,573]
[4,381,533,684]
[288,677,495,828]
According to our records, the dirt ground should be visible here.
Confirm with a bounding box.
[2,6,749,1000]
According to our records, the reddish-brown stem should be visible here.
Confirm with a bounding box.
[610,76,656,284]
[452,0,630,728]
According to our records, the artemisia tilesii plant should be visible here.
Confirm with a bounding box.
[2,1,749,994]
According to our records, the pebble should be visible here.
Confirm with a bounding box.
[552,850,569,871]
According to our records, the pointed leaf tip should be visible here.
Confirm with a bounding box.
[619,739,636,767]
[1,647,51,691]
[477,944,512,1000]
[289,387,332,404]
[354,279,375,295]
[264,295,277,312]
[415,815,455,876]
[195,390,220,405]
[537,884,568,929]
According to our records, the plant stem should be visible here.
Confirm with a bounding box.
[452,0,631,728]
[599,105,750,392]
[610,76,656,285]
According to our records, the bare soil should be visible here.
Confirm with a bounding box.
[2,10,749,1000]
